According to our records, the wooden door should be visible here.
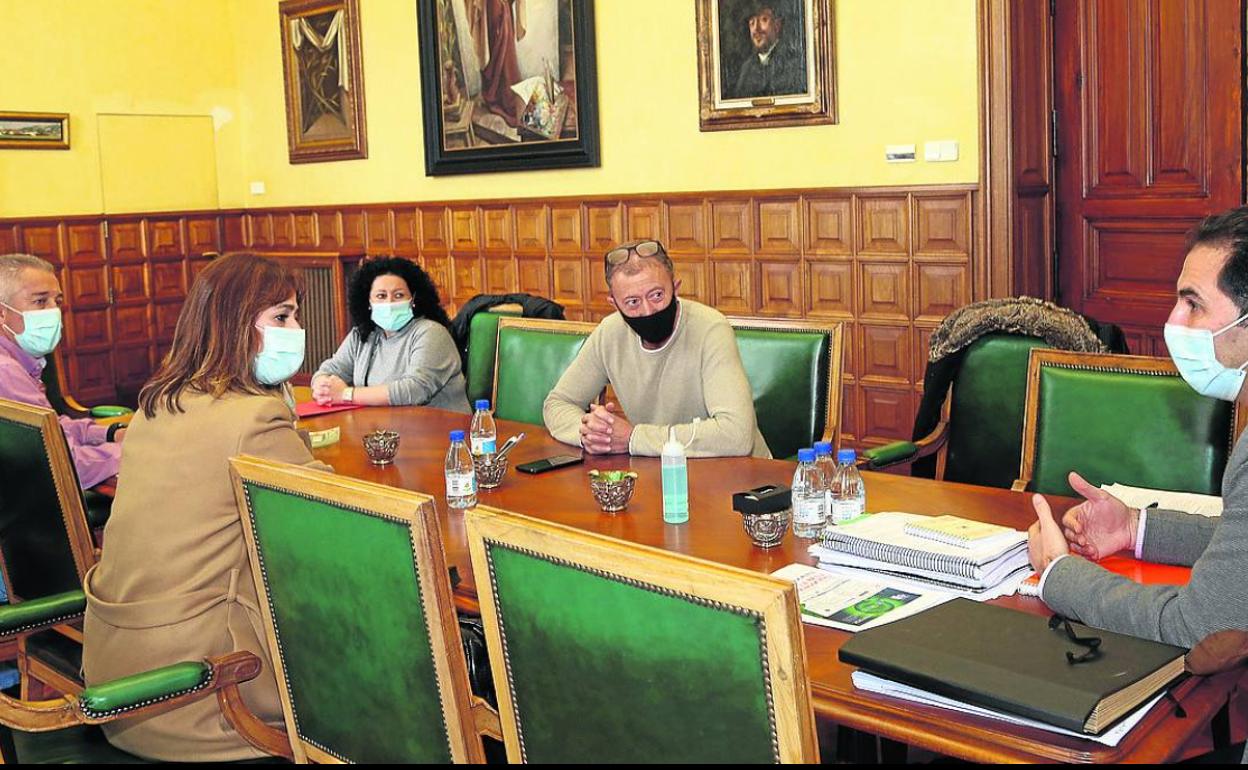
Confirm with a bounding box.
[1054,0,1242,354]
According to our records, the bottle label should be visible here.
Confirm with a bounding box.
[471,437,496,456]
[794,497,825,524]
[446,472,476,497]
[832,499,863,523]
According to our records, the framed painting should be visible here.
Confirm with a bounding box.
[0,112,69,150]
[697,0,837,131]
[417,0,600,176]
[279,0,369,163]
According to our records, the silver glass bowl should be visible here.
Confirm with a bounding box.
[362,430,400,465]
[472,454,509,490]
[589,475,637,513]
[739,508,791,548]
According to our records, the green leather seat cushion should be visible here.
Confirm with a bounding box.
[494,327,589,426]
[0,591,85,635]
[465,309,520,406]
[943,335,1049,489]
[487,543,778,763]
[734,329,829,461]
[1031,367,1233,496]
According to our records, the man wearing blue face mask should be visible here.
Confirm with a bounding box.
[0,254,123,489]
[1028,208,1248,657]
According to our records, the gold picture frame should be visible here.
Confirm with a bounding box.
[278,0,368,163]
[696,0,837,131]
[0,112,69,150]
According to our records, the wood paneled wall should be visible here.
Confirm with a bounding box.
[1,183,975,448]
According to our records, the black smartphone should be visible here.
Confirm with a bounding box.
[516,455,584,474]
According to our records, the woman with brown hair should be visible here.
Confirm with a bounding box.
[82,252,331,761]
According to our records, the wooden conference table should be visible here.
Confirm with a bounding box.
[301,404,1237,764]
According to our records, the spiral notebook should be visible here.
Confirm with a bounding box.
[903,514,1018,549]
[814,512,1029,589]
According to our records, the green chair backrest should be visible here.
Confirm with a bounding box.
[0,400,93,602]
[730,319,841,459]
[942,334,1050,489]
[232,456,481,764]
[1024,351,1236,496]
[467,507,818,764]
[465,308,521,406]
[493,319,594,426]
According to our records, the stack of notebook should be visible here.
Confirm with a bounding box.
[810,512,1031,594]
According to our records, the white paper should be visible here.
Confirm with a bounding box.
[808,558,1035,602]
[1100,483,1222,517]
[771,563,953,632]
[851,671,1164,748]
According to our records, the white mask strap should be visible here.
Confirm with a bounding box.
[1213,310,1248,336]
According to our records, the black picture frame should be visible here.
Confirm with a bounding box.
[417,0,600,176]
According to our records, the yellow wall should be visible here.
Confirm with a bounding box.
[0,0,244,218]
[2,0,979,218]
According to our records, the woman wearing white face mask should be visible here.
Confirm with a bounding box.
[311,257,470,412]
[82,252,333,762]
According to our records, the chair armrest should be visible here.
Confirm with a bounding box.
[471,696,503,741]
[218,679,295,760]
[862,422,949,471]
[0,591,86,637]
[78,661,210,716]
[1010,479,1028,493]
[89,406,133,419]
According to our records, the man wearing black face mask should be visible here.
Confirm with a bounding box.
[543,240,770,457]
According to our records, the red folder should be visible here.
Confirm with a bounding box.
[296,401,364,418]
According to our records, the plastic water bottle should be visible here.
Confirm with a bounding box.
[445,430,477,509]
[792,448,828,538]
[830,449,866,525]
[469,399,497,457]
[813,441,836,523]
[661,427,689,524]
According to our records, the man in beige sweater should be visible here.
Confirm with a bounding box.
[543,239,770,458]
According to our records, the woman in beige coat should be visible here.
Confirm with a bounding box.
[83,253,331,761]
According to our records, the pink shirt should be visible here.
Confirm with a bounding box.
[0,336,121,489]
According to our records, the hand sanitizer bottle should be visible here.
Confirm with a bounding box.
[661,427,689,524]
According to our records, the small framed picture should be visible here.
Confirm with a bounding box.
[697,0,837,132]
[279,0,369,163]
[0,112,70,150]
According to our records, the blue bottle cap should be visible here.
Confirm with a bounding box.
[797,448,816,463]
[475,399,490,410]
[837,448,857,464]
[814,441,832,455]
[449,430,465,442]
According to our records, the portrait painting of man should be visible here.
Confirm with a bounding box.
[720,0,809,101]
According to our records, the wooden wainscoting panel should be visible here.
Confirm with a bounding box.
[516,256,550,296]
[481,207,513,254]
[672,256,709,305]
[914,262,969,323]
[186,216,220,255]
[114,343,153,386]
[423,254,453,306]
[840,382,859,447]
[113,304,150,343]
[914,194,971,259]
[840,321,855,377]
[150,261,187,302]
[858,195,910,255]
[449,207,481,254]
[806,259,854,319]
[66,224,105,265]
[69,351,115,398]
[551,257,586,313]
[484,256,516,293]
[69,309,110,348]
[154,301,183,341]
[625,201,662,242]
[66,266,109,307]
[147,219,183,260]
[758,260,802,317]
[271,212,295,248]
[666,200,707,254]
[366,209,393,250]
[587,255,612,312]
[340,210,366,250]
[421,208,451,253]
[0,224,17,253]
[451,253,484,303]
[20,223,63,264]
[317,211,342,249]
[292,212,319,248]
[860,261,910,320]
[914,324,937,388]
[709,199,752,255]
[222,214,247,250]
[712,258,754,314]
[550,205,583,255]
[189,257,213,285]
[514,204,549,255]
[860,384,915,446]
[859,323,912,384]
[393,208,419,252]
[756,198,801,255]
[248,213,274,248]
[112,263,149,303]
[806,196,853,255]
[109,220,145,262]
[586,202,622,254]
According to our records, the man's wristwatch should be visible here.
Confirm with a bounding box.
[342,386,354,403]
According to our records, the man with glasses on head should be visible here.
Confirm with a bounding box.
[543,239,770,458]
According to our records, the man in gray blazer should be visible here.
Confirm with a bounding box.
[1029,208,1248,650]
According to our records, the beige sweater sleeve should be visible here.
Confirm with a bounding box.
[238,397,335,474]
[629,322,758,458]
[542,329,609,449]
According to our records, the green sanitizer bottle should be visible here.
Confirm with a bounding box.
[661,426,689,524]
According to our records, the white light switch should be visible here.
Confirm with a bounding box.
[926,140,959,162]
[940,140,959,161]
[249,181,266,195]
[923,142,942,162]
[885,144,916,163]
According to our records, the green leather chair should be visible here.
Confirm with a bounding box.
[865,333,1051,489]
[493,317,596,426]
[728,317,844,460]
[230,455,492,763]
[466,506,819,763]
[1015,349,1240,497]
[464,306,522,406]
